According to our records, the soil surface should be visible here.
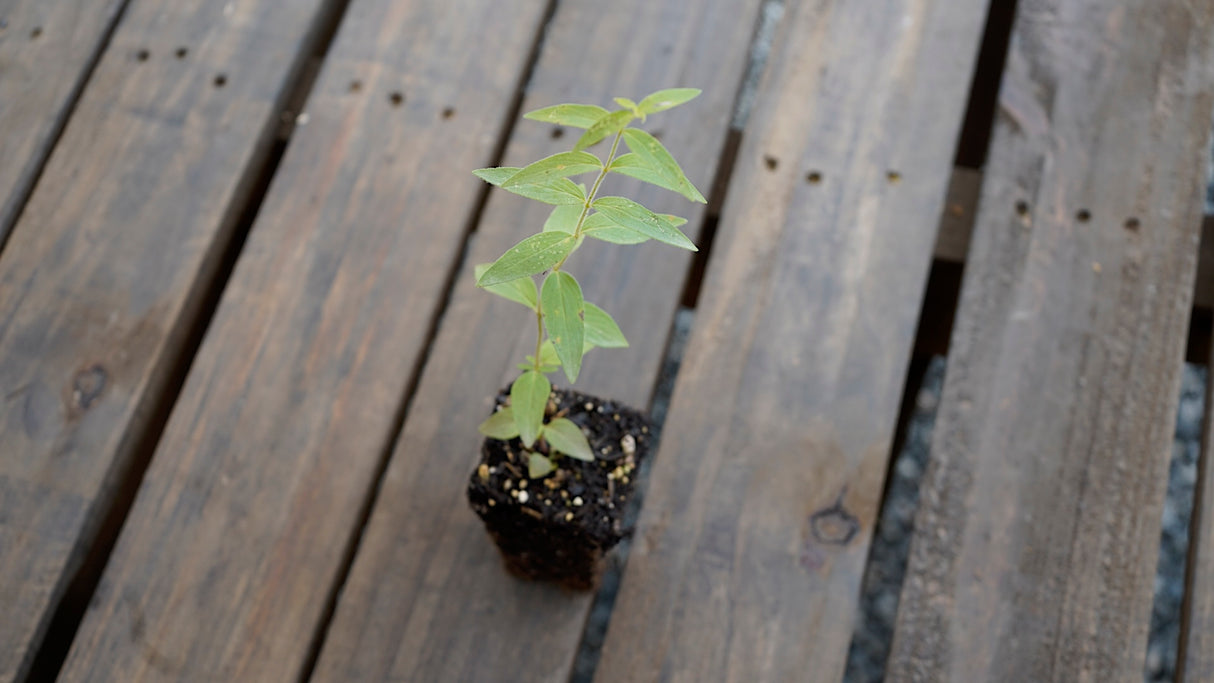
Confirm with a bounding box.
[467,386,653,590]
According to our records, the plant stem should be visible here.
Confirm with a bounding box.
[534,129,626,372]
[533,306,544,372]
[552,129,624,273]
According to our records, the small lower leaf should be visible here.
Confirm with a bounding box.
[584,303,628,348]
[544,418,594,461]
[474,263,537,309]
[529,453,557,478]
[478,407,520,440]
[510,371,550,448]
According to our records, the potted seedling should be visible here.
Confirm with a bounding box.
[466,88,705,589]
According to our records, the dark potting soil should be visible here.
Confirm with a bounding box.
[467,386,653,590]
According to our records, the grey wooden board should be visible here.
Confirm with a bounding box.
[309,0,765,679]
[54,0,553,679]
[0,0,347,678]
[888,0,1214,680]
[0,0,128,247]
[593,0,991,681]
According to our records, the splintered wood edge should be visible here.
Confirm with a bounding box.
[934,167,1214,308]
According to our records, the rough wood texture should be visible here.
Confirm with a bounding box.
[594,1,989,680]
[1184,315,1214,680]
[310,0,763,679]
[0,0,128,247]
[55,0,552,679]
[931,170,1214,309]
[0,0,350,678]
[889,1,1214,680]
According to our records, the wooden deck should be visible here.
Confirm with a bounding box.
[2,0,1214,681]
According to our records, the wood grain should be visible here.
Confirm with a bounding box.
[0,0,349,679]
[309,0,764,679]
[54,0,553,679]
[593,1,990,681]
[931,170,1214,309]
[0,0,128,247]
[888,1,1214,680]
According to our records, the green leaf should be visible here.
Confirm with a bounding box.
[614,97,639,112]
[529,453,556,478]
[661,214,688,227]
[583,303,628,348]
[523,103,610,129]
[591,197,697,251]
[474,263,537,309]
[544,418,594,461]
[477,233,575,287]
[638,88,701,115]
[618,130,706,203]
[511,370,550,448]
[504,151,602,188]
[538,340,561,367]
[574,110,634,152]
[582,212,650,245]
[473,167,520,186]
[501,177,585,205]
[541,271,585,383]
[478,407,520,440]
[543,204,583,234]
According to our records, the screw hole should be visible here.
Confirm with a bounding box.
[136,49,150,62]
[550,127,564,139]
[389,91,404,107]
[1076,209,1091,223]
[213,73,227,88]
[764,155,779,171]
[806,171,822,185]
[442,106,455,120]
[348,80,362,93]
[1015,200,1030,217]
[886,170,901,184]
[175,47,188,59]
[30,26,41,39]
[1124,217,1140,231]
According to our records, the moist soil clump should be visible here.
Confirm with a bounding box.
[467,386,653,590]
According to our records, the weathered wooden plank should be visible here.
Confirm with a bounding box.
[54,0,553,679]
[889,1,1214,680]
[309,0,764,679]
[932,170,1214,310]
[0,0,349,678]
[594,1,990,680]
[0,0,128,247]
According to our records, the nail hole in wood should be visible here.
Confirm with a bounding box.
[764,156,779,171]
[175,47,188,59]
[1015,200,1030,217]
[550,127,564,139]
[1124,217,1140,231]
[348,80,362,93]
[442,106,455,120]
[136,49,150,62]
[1076,209,1091,223]
[213,73,227,88]
[886,170,901,184]
[30,26,41,39]
[389,91,404,107]
[806,171,822,185]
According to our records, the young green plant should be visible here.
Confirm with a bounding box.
[474,88,705,479]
